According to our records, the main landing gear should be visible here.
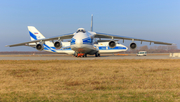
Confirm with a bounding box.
[95,52,100,57]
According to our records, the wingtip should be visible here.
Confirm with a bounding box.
[5,45,9,47]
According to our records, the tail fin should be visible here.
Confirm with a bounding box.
[28,26,45,41]
[91,14,93,31]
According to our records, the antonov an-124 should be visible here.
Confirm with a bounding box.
[6,15,173,57]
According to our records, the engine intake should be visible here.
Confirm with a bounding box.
[36,44,44,51]
[109,40,116,48]
[130,42,137,49]
[54,41,62,49]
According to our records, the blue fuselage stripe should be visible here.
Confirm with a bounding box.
[98,46,126,50]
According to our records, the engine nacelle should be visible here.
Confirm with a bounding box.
[36,44,44,51]
[130,42,137,49]
[54,41,62,49]
[109,40,116,48]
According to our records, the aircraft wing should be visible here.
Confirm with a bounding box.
[94,32,173,45]
[6,33,74,47]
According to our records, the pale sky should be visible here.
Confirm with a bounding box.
[0,0,180,51]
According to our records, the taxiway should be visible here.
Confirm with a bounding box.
[0,54,179,60]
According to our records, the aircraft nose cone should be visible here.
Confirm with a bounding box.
[76,39,82,44]
[75,39,83,47]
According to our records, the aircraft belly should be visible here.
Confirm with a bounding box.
[71,44,97,53]
[56,50,75,55]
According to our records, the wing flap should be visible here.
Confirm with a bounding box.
[154,42,172,45]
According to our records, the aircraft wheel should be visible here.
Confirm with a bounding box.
[98,54,100,57]
[95,52,98,57]
[74,52,78,57]
[95,54,97,57]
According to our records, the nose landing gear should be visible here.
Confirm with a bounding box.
[74,52,100,58]
[74,52,87,57]
[77,53,85,57]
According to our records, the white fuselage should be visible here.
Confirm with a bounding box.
[70,30,98,54]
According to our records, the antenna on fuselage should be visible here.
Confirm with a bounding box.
[91,14,93,32]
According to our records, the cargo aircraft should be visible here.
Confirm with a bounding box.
[6,15,172,57]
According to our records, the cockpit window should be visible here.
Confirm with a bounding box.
[76,30,80,33]
[76,29,86,33]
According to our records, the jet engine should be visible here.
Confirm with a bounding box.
[130,42,137,49]
[109,40,116,48]
[54,41,62,49]
[36,44,44,51]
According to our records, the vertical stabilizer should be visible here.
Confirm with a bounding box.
[91,14,93,31]
[28,26,45,41]
[27,26,55,52]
